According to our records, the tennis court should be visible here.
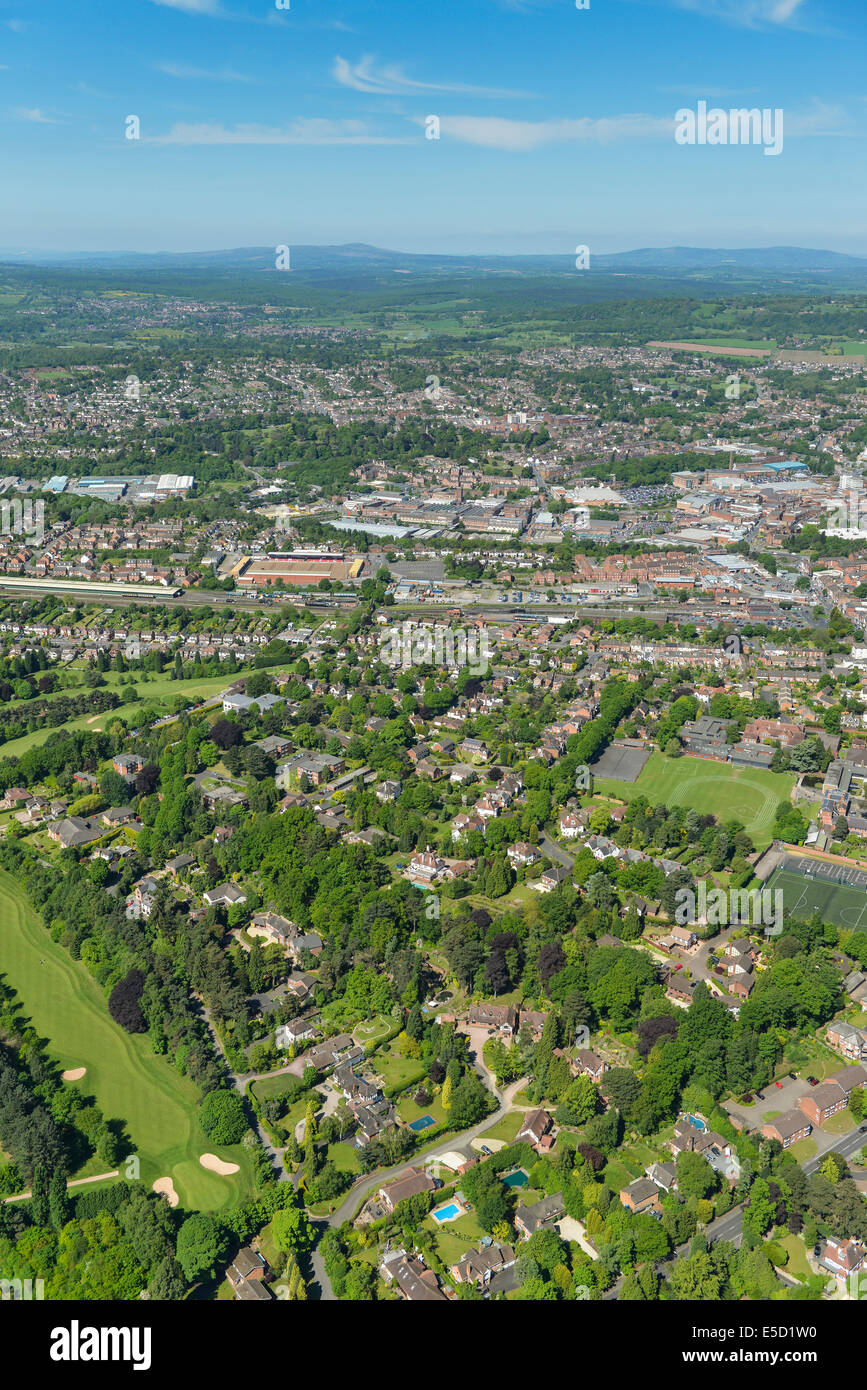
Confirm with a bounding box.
[591,743,652,783]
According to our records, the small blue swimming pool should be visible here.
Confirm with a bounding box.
[409,1115,435,1132]
[433,1203,461,1223]
[502,1169,529,1189]
[685,1113,706,1131]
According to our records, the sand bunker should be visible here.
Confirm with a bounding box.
[199,1153,240,1176]
[61,1067,87,1082]
[152,1176,179,1208]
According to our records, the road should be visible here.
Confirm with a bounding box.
[603,1126,867,1299]
[195,999,290,1180]
[539,832,574,869]
[304,1067,526,1300]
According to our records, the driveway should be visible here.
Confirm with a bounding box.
[723,1073,809,1130]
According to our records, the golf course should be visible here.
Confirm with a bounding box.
[0,868,254,1211]
[593,749,796,849]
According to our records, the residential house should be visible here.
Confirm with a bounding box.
[225,1248,271,1303]
[378,1167,437,1214]
[820,1238,866,1280]
[799,1081,848,1127]
[575,1049,608,1082]
[468,1003,518,1034]
[620,1178,662,1215]
[248,912,295,946]
[517,1108,553,1150]
[514,1193,565,1239]
[507,841,541,868]
[826,1021,867,1062]
[47,815,103,849]
[761,1110,812,1149]
[203,882,247,909]
[379,1249,446,1302]
[538,863,572,893]
[275,1016,320,1050]
[450,1243,515,1290]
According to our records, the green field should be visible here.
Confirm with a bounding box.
[0,870,254,1211]
[0,672,232,760]
[765,866,867,929]
[594,749,795,849]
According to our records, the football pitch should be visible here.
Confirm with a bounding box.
[766,866,867,930]
[592,749,795,849]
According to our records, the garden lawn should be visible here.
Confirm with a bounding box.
[821,1110,856,1135]
[425,1210,485,1265]
[372,1045,427,1093]
[328,1142,362,1176]
[602,1157,636,1192]
[776,1233,812,1281]
[479,1110,525,1145]
[788,1138,818,1161]
[398,1092,446,1127]
[0,869,253,1212]
[353,1014,393,1045]
[593,749,795,850]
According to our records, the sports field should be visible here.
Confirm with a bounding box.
[592,749,795,849]
[765,865,867,930]
[0,870,254,1210]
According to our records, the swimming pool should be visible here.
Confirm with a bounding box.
[409,1115,435,1132]
[502,1169,529,1189]
[684,1113,707,1131]
[433,1202,461,1223]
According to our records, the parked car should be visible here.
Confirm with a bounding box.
[674,962,683,971]
[860,1127,867,1134]
[807,1075,819,1086]
[774,1080,783,1089]
[480,1145,492,1155]
[755,1091,765,1100]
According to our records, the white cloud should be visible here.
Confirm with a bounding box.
[156,62,254,82]
[149,0,224,14]
[413,102,850,151]
[415,113,675,151]
[150,118,414,145]
[5,18,26,33]
[672,0,810,27]
[334,55,533,100]
[14,107,56,123]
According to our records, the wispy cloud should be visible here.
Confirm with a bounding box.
[69,81,113,98]
[5,18,26,33]
[671,0,811,28]
[149,0,224,15]
[413,101,851,150]
[156,62,255,82]
[334,54,534,100]
[14,107,56,124]
[149,118,414,146]
[414,113,676,151]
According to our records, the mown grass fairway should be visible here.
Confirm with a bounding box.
[0,870,254,1211]
[593,749,795,848]
[0,671,234,760]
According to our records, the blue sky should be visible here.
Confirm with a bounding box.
[0,0,864,254]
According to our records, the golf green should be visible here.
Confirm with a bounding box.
[0,868,253,1211]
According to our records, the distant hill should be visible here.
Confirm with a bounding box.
[2,242,866,275]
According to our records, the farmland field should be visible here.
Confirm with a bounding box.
[593,749,795,849]
[0,869,254,1211]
